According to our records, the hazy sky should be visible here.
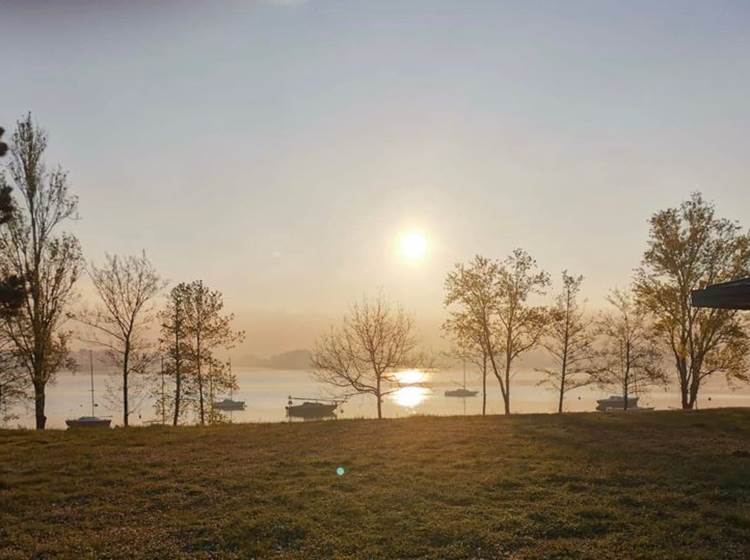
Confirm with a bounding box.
[2,1,749,354]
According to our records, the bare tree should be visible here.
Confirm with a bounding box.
[0,114,82,429]
[537,271,596,413]
[180,280,244,425]
[634,193,750,409]
[445,251,549,415]
[593,289,666,409]
[77,253,164,426]
[311,294,418,419]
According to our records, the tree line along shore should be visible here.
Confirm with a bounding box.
[0,115,748,429]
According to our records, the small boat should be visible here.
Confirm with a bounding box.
[596,395,652,412]
[445,360,478,398]
[212,361,245,412]
[65,351,111,429]
[213,398,246,411]
[445,388,479,398]
[286,396,338,420]
[65,416,112,428]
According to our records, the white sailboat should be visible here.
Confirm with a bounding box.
[65,351,111,428]
[445,360,479,398]
[213,359,245,411]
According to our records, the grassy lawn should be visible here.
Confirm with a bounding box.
[2,409,750,559]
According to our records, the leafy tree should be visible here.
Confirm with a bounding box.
[593,289,666,409]
[0,342,26,426]
[157,282,243,425]
[180,280,244,425]
[0,128,26,425]
[0,114,82,429]
[538,271,596,413]
[442,259,496,416]
[444,250,549,415]
[0,127,7,157]
[312,293,417,419]
[78,253,164,426]
[159,284,191,426]
[634,193,750,409]
[0,126,24,314]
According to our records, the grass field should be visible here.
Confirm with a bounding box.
[2,409,750,559]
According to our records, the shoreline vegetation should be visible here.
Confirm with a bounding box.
[2,409,750,559]
[1,115,748,430]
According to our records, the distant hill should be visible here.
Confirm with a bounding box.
[236,349,312,370]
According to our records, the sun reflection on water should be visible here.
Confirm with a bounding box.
[391,386,430,408]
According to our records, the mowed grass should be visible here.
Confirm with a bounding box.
[2,410,750,560]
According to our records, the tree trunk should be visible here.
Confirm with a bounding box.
[33,381,46,430]
[557,357,567,414]
[481,356,487,416]
[197,374,205,426]
[688,373,700,410]
[173,338,181,427]
[197,331,205,426]
[172,311,182,426]
[173,369,181,426]
[624,342,630,411]
[559,307,570,414]
[122,340,130,427]
[676,358,691,409]
[504,355,511,415]
[123,368,129,427]
[376,375,382,419]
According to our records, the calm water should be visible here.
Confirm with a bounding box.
[8,366,750,429]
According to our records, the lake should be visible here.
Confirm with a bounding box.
[7,366,750,429]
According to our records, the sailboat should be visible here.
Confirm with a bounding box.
[445,361,479,398]
[213,359,245,411]
[65,351,111,428]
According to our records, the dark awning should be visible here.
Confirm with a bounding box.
[691,277,750,310]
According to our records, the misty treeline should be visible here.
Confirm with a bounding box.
[0,115,243,429]
[314,192,750,416]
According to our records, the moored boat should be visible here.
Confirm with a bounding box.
[214,398,246,411]
[444,388,479,397]
[286,398,338,420]
[596,395,651,411]
[65,416,112,428]
[444,361,478,398]
[65,350,111,429]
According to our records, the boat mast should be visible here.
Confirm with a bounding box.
[89,350,95,417]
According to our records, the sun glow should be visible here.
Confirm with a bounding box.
[399,231,427,262]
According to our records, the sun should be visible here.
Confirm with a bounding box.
[399,231,427,262]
